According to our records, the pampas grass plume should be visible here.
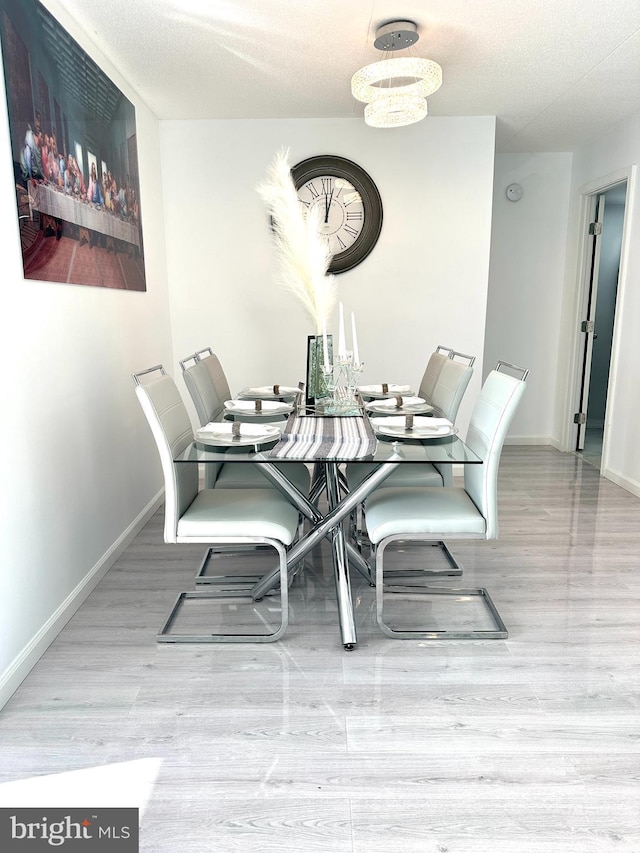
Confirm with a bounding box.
[257,149,336,333]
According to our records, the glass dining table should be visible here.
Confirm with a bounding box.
[173,401,482,650]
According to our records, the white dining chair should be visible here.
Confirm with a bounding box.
[348,347,475,492]
[363,362,528,640]
[347,346,475,574]
[194,346,232,403]
[180,352,310,496]
[417,344,454,401]
[180,352,310,585]
[133,365,299,642]
[180,353,225,432]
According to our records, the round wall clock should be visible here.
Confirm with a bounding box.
[290,155,383,274]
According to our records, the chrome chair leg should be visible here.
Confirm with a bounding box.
[194,546,269,586]
[158,538,290,643]
[374,535,507,640]
[382,540,463,579]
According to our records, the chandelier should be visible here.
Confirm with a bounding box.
[351,21,442,128]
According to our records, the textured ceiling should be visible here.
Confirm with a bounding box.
[52,0,640,153]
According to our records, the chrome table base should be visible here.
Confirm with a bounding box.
[251,460,400,649]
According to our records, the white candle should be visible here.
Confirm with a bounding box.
[322,318,330,371]
[351,311,360,366]
[338,302,346,357]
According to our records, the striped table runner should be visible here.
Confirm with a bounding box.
[269,415,377,460]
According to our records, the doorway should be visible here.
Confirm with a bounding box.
[575,182,627,470]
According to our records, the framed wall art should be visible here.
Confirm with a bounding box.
[0,0,146,290]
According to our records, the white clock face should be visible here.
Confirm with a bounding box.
[296,175,365,256]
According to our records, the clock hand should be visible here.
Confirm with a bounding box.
[324,190,333,223]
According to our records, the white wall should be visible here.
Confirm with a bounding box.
[160,116,496,434]
[0,0,173,708]
[556,113,640,496]
[485,153,573,443]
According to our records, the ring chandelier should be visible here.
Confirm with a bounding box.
[351,21,442,128]
[364,94,429,128]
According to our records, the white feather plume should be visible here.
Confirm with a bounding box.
[257,148,336,333]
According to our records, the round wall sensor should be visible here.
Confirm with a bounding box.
[506,183,523,202]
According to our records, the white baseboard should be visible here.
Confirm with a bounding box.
[602,467,640,499]
[0,489,164,711]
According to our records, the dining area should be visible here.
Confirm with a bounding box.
[4,111,639,853]
[4,0,640,848]
[132,339,528,651]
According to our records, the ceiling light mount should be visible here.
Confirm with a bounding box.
[373,21,419,51]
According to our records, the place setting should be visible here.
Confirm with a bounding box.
[194,420,283,449]
[236,383,302,402]
[357,382,413,400]
[223,398,294,420]
[369,414,457,441]
[365,394,433,416]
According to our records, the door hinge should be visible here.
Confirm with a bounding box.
[581,319,595,333]
[589,221,602,236]
[574,412,587,425]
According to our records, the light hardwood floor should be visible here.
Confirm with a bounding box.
[1,446,639,852]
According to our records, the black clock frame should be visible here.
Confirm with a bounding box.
[290,155,383,274]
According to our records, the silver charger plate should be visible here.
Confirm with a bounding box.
[358,384,412,399]
[371,416,457,440]
[366,400,433,415]
[224,400,293,417]
[238,385,300,401]
[195,423,282,448]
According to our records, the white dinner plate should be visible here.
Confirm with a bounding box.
[358,383,412,399]
[195,422,282,447]
[224,399,293,416]
[371,416,457,440]
[365,396,433,415]
[238,385,300,400]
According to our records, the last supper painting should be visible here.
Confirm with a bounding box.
[0,0,146,290]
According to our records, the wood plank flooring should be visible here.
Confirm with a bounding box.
[1,446,639,852]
